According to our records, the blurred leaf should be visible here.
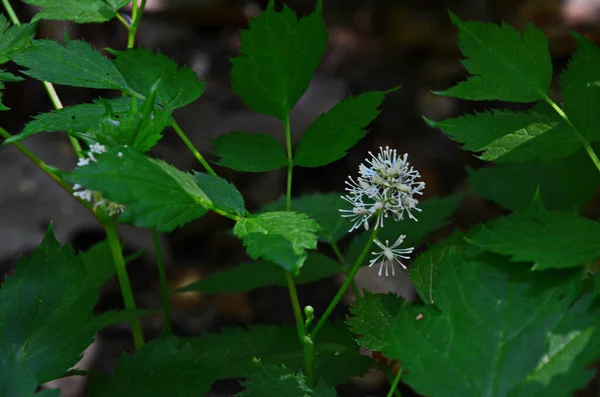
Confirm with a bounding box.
[233,211,319,274]
[0,70,23,111]
[426,110,579,162]
[210,131,287,172]
[438,13,551,102]
[239,362,337,397]
[468,148,600,211]
[263,193,349,244]
[294,90,394,167]
[112,48,205,110]
[561,33,600,141]
[468,194,600,270]
[230,0,327,119]
[25,0,130,23]
[177,252,343,294]
[89,337,218,397]
[65,146,211,232]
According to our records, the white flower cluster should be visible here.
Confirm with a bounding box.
[340,146,425,276]
[73,143,125,216]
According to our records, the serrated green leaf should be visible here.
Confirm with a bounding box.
[25,0,130,23]
[561,33,600,141]
[112,48,205,110]
[349,249,592,397]
[239,363,338,397]
[81,95,171,153]
[184,323,371,386]
[0,349,41,397]
[294,90,393,167]
[439,13,551,102]
[263,193,349,244]
[0,227,116,383]
[409,231,466,304]
[230,0,327,119]
[233,211,319,274]
[347,195,462,267]
[467,196,600,270]
[177,252,343,293]
[0,15,35,63]
[347,292,404,352]
[0,71,23,111]
[4,97,133,144]
[13,39,129,90]
[64,146,211,232]
[426,110,579,162]
[193,172,245,216]
[468,148,600,211]
[210,131,287,172]
[89,336,218,397]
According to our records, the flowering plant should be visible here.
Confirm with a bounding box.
[1,1,599,396]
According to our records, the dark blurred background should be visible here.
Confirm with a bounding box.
[1,0,600,395]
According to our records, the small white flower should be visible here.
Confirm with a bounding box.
[340,146,425,231]
[369,235,414,276]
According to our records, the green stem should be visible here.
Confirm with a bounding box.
[105,222,145,349]
[127,0,147,48]
[151,229,171,336]
[285,272,313,385]
[544,95,600,173]
[116,12,132,30]
[386,366,403,397]
[284,115,293,209]
[312,227,378,338]
[171,120,217,176]
[0,127,97,217]
[1,0,82,155]
[331,241,361,299]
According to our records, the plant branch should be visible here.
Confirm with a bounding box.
[171,120,217,176]
[312,227,378,338]
[386,366,403,397]
[151,229,171,335]
[105,222,145,349]
[331,241,361,299]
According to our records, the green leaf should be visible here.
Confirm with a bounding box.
[89,336,218,397]
[4,97,133,144]
[239,362,337,397]
[263,193,349,244]
[184,323,371,386]
[210,131,287,172]
[230,0,327,119]
[347,292,404,352]
[0,227,115,383]
[426,110,579,162]
[81,95,171,153]
[561,33,600,141]
[64,146,211,232]
[112,48,205,110]
[409,231,466,304]
[349,249,592,397]
[13,39,129,90]
[438,13,551,102]
[468,148,600,211]
[25,0,130,23]
[347,195,462,266]
[233,211,319,274]
[0,71,23,111]
[0,349,42,397]
[193,172,245,216]
[0,15,35,64]
[177,252,343,294]
[294,89,394,167]
[467,195,600,270]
